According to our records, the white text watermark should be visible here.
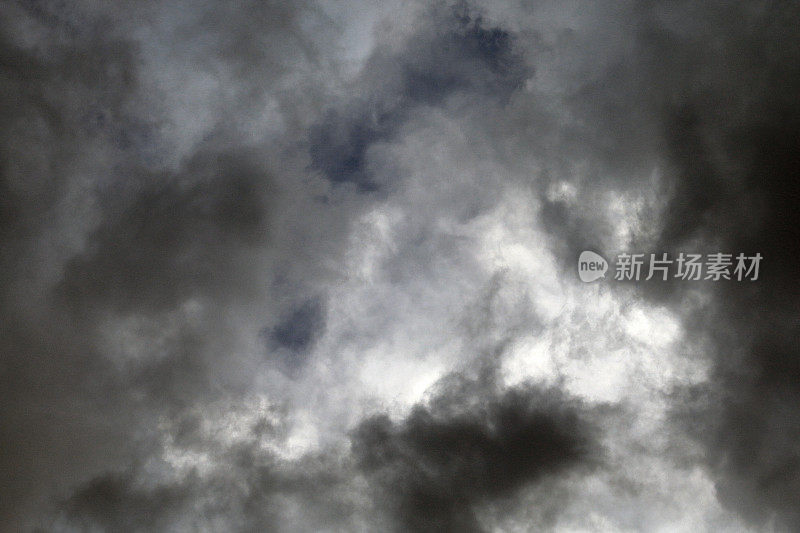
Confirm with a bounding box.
[578,252,762,283]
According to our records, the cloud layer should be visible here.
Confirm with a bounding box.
[1,1,798,531]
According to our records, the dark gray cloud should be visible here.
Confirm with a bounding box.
[0,1,320,530]
[56,148,271,315]
[59,427,357,532]
[655,23,800,529]
[0,5,153,529]
[3,0,798,531]
[513,1,800,529]
[352,374,599,532]
[622,5,800,530]
[63,472,195,533]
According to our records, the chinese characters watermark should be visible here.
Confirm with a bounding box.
[579,251,762,282]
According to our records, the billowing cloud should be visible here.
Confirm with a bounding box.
[2,0,798,531]
[352,376,598,532]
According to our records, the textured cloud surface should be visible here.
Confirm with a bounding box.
[1,1,798,532]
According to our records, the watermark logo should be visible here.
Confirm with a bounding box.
[578,251,608,282]
[579,251,762,282]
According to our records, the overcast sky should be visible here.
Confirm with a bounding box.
[2,1,799,532]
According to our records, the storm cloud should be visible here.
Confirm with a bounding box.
[352,377,598,532]
[2,0,799,532]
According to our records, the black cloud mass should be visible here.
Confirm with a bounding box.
[1,1,799,532]
[352,378,597,532]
